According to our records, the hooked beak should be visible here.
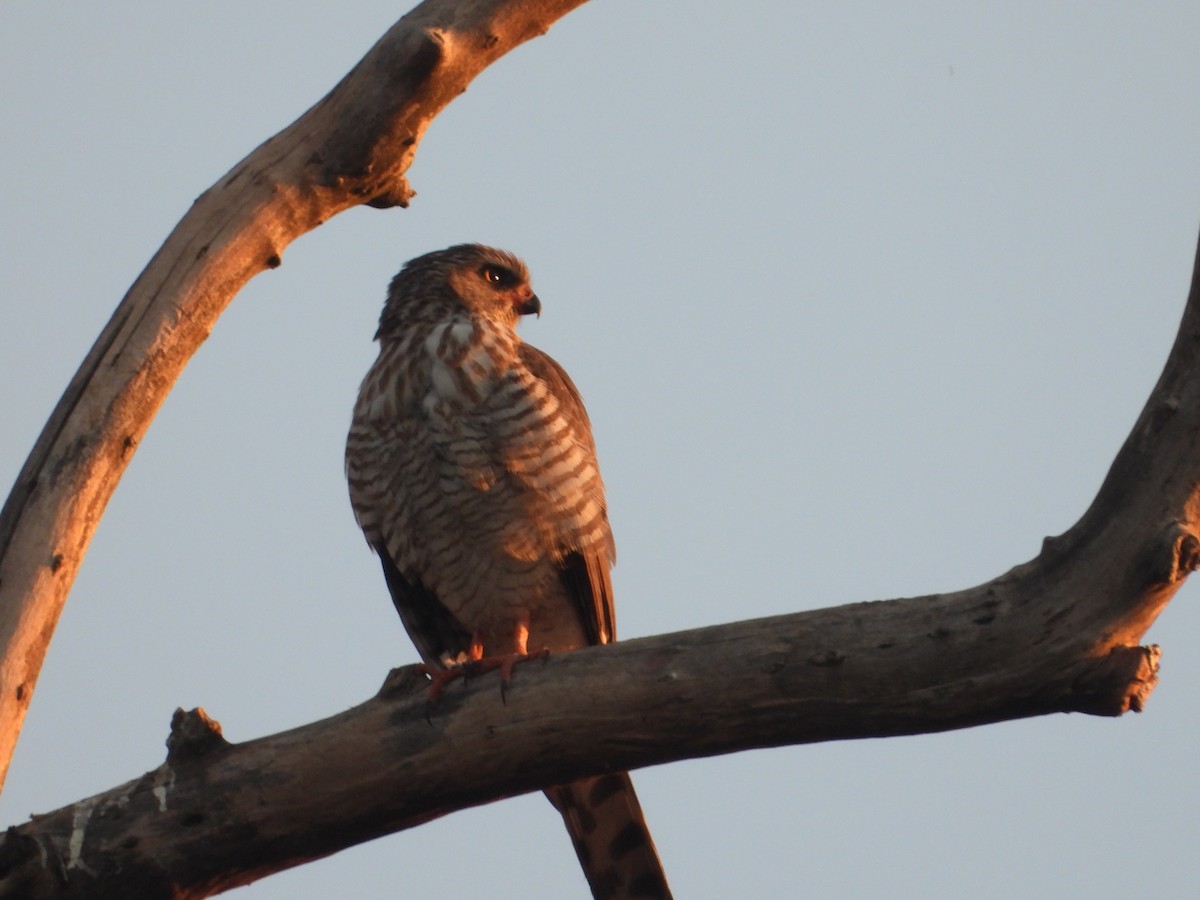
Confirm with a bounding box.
[517,294,541,318]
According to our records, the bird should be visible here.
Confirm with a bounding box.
[345,244,672,899]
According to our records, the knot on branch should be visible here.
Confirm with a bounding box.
[1140,522,1200,587]
[366,179,417,209]
[165,707,229,764]
[315,25,446,209]
[377,664,432,700]
[1069,644,1161,716]
[382,25,447,88]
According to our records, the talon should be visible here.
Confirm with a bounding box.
[414,662,467,718]
[467,647,552,702]
[414,640,551,713]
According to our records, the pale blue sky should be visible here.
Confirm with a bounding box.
[3,3,1200,897]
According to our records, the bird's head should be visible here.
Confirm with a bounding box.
[377,244,540,340]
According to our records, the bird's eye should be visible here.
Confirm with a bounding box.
[482,266,512,288]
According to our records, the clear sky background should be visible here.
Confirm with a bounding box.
[3,3,1199,898]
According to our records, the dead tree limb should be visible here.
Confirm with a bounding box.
[0,0,589,796]
[1,224,1198,894]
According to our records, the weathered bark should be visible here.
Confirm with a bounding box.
[0,0,589,797]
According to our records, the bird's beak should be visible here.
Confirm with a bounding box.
[517,294,541,318]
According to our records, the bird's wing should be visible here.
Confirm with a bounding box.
[370,537,473,664]
[515,342,616,646]
[346,335,476,664]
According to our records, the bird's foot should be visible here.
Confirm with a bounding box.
[413,663,468,722]
[415,647,549,717]
[462,647,550,704]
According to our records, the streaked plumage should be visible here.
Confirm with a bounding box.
[346,244,671,899]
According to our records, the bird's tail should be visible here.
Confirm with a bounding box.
[545,773,672,899]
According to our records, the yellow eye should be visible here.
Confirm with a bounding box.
[482,266,511,287]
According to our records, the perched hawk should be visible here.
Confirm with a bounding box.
[346,244,671,899]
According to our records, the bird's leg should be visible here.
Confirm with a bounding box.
[416,634,486,713]
[495,624,551,702]
[418,626,549,716]
[461,623,549,703]
[414,664,462,711]
[501,621,550,680]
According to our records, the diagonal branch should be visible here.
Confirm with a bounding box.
[0,0,589,796]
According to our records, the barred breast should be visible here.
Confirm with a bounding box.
[346,312,613,659]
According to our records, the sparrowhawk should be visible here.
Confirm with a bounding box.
[346,244,671,899]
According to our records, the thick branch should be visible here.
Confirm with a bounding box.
[0,592,1170,898]
[0,0,588,796]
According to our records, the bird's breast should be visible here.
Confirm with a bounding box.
[421,317,516,415]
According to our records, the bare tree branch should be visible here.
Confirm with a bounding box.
[0,0,589,796]
[0,506,1176,898]
[3,217,1199,892]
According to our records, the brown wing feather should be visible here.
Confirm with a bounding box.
[371,539,472,663]
[518,343,616,646]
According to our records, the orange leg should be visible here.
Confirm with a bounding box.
[419,625,549,712]
[413,663,464,710]
[413,633,485,713]
[495,624,550,700]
